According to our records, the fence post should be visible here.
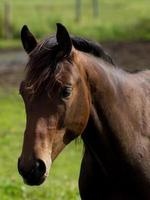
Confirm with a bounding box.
[92,0,99,17]
[75,0,81,22]
[4,1,12,39]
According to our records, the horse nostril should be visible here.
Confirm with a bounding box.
[18,157,27,178]
[35,159,46,177]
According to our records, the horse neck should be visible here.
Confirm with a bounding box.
[75,51,124,122]
[75,51,128,169]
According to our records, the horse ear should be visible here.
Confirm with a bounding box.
[56,23,72,57]
[21,25,37,54]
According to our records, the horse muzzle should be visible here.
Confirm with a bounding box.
[18,157,49,186]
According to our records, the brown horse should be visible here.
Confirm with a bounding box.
[18,23,150,200]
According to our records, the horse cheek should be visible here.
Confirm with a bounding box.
[65,83,90,136]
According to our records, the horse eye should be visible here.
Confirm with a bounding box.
[61,86,72,99]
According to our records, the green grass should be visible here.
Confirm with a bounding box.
[0,0,150,49]
[0,39,20,49]
[0,88,82,200]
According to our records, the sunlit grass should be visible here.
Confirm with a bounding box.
[0,88,82,200]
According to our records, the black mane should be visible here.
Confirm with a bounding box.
[72,36,114,65]
[29,35,114,66]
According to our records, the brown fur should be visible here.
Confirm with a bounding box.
[18,26,150,199]
[75,51,150,199]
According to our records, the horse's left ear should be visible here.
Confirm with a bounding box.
[56,23,72,57]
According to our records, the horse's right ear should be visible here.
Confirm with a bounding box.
[21,25,37,54]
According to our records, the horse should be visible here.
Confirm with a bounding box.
[18,23,150,200]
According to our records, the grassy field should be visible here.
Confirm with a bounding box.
[0,88,82,200]
[0,0,150,48]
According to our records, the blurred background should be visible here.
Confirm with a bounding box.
[0,0,150,200]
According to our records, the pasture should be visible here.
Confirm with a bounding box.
[0,88,82,200]
[0,0,150,48]
[0,0,150,199]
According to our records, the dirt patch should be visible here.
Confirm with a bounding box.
[0,50,26,87]
[0,41,150,87]
[103,41,150,70]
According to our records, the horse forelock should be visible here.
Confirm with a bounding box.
[24,36,61,95]
[24,35,114,96]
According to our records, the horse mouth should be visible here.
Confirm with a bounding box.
[23,175,46,186]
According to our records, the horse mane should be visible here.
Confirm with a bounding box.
[25,35,114,94]
[72,36,115,65]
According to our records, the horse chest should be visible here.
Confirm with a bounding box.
[79,148,150,200]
